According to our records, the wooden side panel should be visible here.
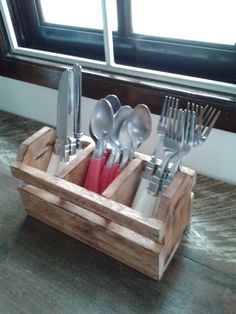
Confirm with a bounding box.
[19,184,160,280]
[155,170,196,224]
[102,158,143,207]
[10,160,163,242]
[17,126,55,171]
[158,191,194,279]
[153,172,195,279]
[57,143,94,186]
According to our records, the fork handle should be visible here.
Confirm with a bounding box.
[168,151,186,178]
[153,133,165,161]
[148,150,174,195]
[142,133,165,179]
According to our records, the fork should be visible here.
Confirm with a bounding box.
[132,108,185,216]
[131,96,178,209]
[162,103,220,190]
[145,96,179,178]
[194,105,221,146]
[148,108,185,196]
[162,109,196,189]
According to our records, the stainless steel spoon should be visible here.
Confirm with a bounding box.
[91,98,114,157]
[119,104,152,169]
[84,98,114,193]
[107,105,132,166]
[89,95,121,143]
[127,104,152,159]
[98,105,133,193]
[105,94,121,114]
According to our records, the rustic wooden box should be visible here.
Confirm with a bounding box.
[10,126,196,280]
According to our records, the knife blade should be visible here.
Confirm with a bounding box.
[47,68,76,177]
[71,63,83,150]
[55,68,77,162]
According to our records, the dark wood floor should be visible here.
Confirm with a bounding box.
[0,110,235,314]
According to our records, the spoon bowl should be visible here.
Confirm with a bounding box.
[119,104,152,168]
[91,98,114,157]
[105,94,121,114]
[111,105,132,148]
[89,95,121,143]
[127,104,152,151]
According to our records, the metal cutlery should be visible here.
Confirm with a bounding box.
[118,104,152,170]
[89,94,121,143]
[132,96,179,209]
[132,107,185,216]
[132,96,220,217]
[99,105,132,193]
[72,63,83,152]
[47,68,77,175]
[84,99,152,194]
[194,104,221,147]
[161,109,196,190]
[83,98,114,193]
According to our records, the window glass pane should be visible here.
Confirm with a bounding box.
[40,0,117,30]
[131,0,235,45]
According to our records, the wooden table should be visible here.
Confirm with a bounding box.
[0,110,235,314]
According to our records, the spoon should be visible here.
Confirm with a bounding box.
[119,104,152,169]
[105,94,121,114]
[89,94,121,143]
[99,105,132,192]
[84,98,114,193]
[108,105,133,165]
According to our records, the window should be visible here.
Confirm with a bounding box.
[131,1,235,45]
[1,0,236,94]
[0,0,236,133]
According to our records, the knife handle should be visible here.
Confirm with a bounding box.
[132,176,151,208]
[132,185,158,217]
[83,157,105,193]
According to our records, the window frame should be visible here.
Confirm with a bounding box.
[0,0,236,133]
[6,0,236,85]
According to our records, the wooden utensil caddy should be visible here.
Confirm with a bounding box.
[10,126,196,280]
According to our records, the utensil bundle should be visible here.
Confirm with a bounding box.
[132,96,220,217]
[83,97,152,194]
[47,63,82,175]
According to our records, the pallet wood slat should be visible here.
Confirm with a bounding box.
[11,126,196,280]
[11,160,163,242]
[19,184,161,279]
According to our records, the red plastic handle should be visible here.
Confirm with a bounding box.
[107,163,119,186]
[114,166,122,179]
[99,165,112,194]
[83,157,105,193]
[102,150,110,162]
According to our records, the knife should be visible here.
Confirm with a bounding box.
[71,63,83,152]
[47,68,76,174]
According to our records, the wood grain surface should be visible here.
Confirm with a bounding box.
[0,110,235,314]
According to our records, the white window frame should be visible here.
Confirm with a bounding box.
[0,0,236,96]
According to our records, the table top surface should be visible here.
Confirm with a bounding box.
[0,110,235,314]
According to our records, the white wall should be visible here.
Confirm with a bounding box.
[1,76,236,185]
